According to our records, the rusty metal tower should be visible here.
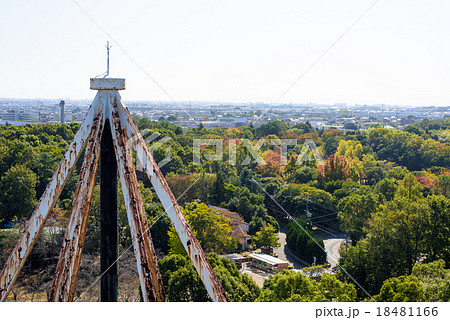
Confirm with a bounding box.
[0,75,227,302]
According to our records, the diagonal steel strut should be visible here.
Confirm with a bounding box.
[113,92,228,302]
[109,96,165,302]
[48,95,105,302]
[0,78,227,302]
[0,96,101,302]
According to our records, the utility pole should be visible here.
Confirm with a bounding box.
[305,195,311,227]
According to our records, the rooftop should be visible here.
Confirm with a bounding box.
[249,253,288,265]
[209,205,248,224]
[221,254,246,261]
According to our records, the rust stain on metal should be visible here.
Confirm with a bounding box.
[115,96,228,302]
[1,83,227,303]
[48,99,105,302]
[0,96,100,302]
[109,97,165,302]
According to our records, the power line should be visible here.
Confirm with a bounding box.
[251,178,374,301]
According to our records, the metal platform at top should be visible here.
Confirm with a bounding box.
[90,78,125,90]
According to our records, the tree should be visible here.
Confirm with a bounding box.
[375,275,424,302]
[211,171,226,205]
[435,174,450,198]
[375,260,450,302]
[411,259,450,301]
[321,129,344,156]
[158,253,260,302]
[0,165,37,222]
[276,183,334,217]
[286,218,327,264]
[168,202,237,255]
[254,120,289,138]
[292,122,315,134]
[396,173,423,200]
[336,140,363,159]
[226,184,265,222]
[293,166,318,184]
[387,166,409,180]
[0,229,20,267]
[239,167,255,190]
[422,196,450,264]
[283,154,303,182]
[257,270,356,302]
[0,140,35,175]
[318,273,358,302]
[336,240,373,297]
[337,192,381,244]
[338,196,429,296]
[207,253,261,301]
[361,154,385,185]
[248,205,278,235]
[147,204,171,254]
[374,178,398,201]
[258,149,285,177]
[370,197,426,275]
[158,254,209,302]
[339,190,449,298]
[34,151,60,198]
[251,222,280,251]
[320,154,352,182]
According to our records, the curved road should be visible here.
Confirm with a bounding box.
[323,234,347,268]
[273,226,347,269]
[273,227,307,269]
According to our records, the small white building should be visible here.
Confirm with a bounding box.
[249,253,289,273]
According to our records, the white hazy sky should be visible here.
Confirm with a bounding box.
[0,0,449,106]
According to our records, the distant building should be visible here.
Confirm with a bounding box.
[18,111,34,121]
[1,110,37,121]
[400,117,416,126]
[173,120,198,130]
[202,117,249,129]
[2,110,17,121]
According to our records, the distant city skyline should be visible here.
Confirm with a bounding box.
[1,1,450,107]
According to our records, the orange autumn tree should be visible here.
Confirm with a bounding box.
[258,148,287,177]
[319,154,362,182]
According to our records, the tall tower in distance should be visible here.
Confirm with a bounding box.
[60,100,65,124]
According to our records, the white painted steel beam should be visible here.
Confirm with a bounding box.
[0,96,101,302]
[114,93,228,302]
[108,96,165,302]
[49,95,105,302]
[0,78,227,303]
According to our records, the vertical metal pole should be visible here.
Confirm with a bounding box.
[100,120,118,302]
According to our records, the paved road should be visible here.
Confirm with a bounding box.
[273,226,307,269]
[323,233,347,268]
[274,226,347,269]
